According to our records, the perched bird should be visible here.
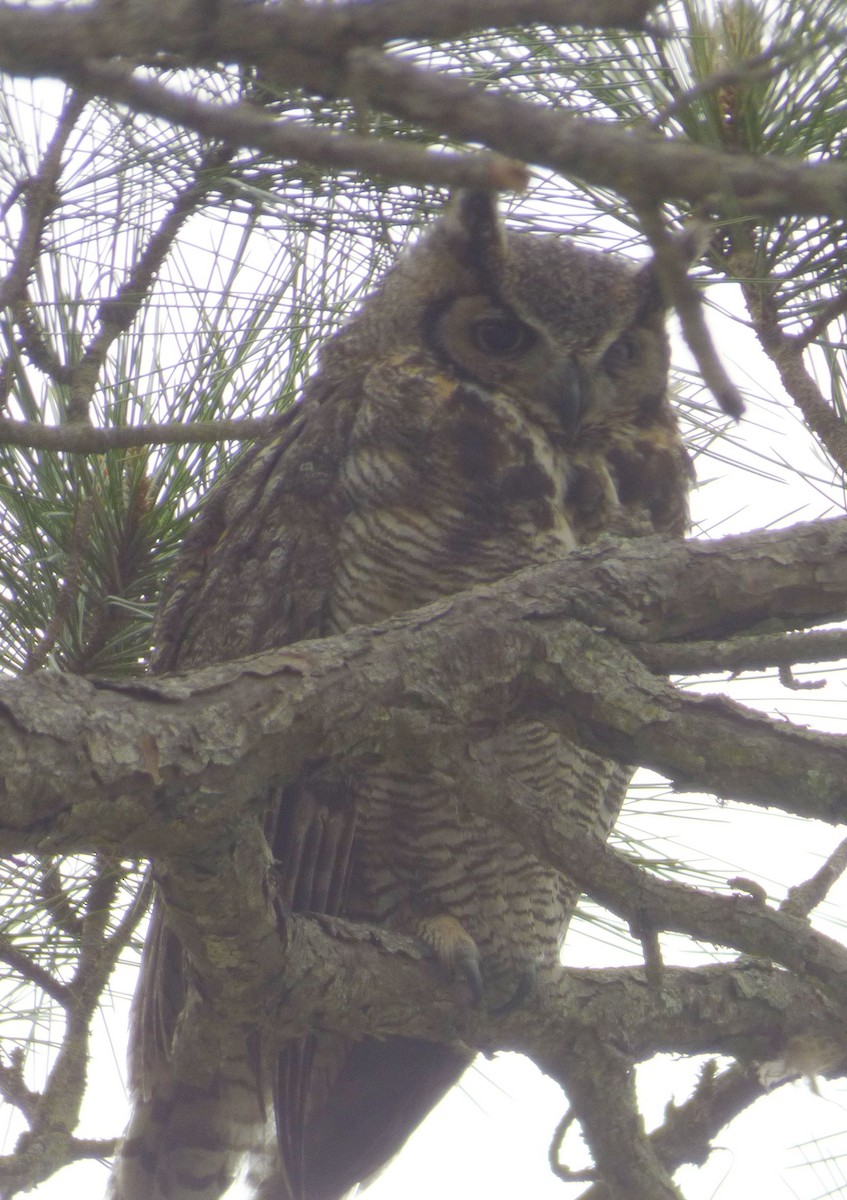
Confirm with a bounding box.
[110,190,691,1200]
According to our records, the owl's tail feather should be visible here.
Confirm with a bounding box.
[108,1056,265,1200]
[109,897,265,1200]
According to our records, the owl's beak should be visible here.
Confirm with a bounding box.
[543,356,588,436]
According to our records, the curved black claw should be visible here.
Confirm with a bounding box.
[417,914,484,1005]
[488,963,536,1016]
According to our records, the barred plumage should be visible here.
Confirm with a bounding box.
[110,190,691,1200]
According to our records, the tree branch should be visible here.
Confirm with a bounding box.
[119,901,847,1113]
[637,627,847,676]
[0,0,660,69]
[557,1042,684,1200]
[573,1062,766,1200]
[343,47,847,219]
[743,279,847,476]
[0,414,280,453]
[2,521,847,860]
[66,60,530,195]
[131,890,847,1200]
[0,4,846,218]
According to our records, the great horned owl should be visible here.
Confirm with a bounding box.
[110,191,691,1200]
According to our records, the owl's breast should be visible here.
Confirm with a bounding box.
[344,718,631,1004]
[329,353,581,629]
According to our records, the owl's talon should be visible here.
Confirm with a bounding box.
[453,947,485,1006]
[417,914,484,1005]
[489,963,536,1015]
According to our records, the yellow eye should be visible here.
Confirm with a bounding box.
[470,313,536,358]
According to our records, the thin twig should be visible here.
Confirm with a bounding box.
[0,413,280,452]
[635,203,744,418]
[67,141,238,423]
[0,935,68,1006]
[781,836,847,919]
[69,60,529,195]
[635,628,847,677]
[549,1107,596,1183]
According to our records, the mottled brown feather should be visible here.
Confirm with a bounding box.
[111,192,691,1200]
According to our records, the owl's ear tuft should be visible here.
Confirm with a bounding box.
[444,190,508,287]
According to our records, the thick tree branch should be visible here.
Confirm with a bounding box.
[156,900,844,1200]
[558,1043,683,1200]
[0,0,659,68]
[2,520,847,860]
[0,4,845,218]
[130,900,847,1106]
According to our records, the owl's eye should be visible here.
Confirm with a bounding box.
[470,313,536,358]
[602,332,639,374]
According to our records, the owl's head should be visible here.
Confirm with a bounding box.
[321,191,675,443]
[318,191,692,535]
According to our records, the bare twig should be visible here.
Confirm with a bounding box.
[575,1062,765,1199]
[777,663,825,691]
[0,413,279,452]
[68,60,530,196]
[636,627,847,677]
[635,204,744,417]
[781,835,847,919]
[0,935,68,1005]
[67,141,238,423]
[549,1107,596,1183]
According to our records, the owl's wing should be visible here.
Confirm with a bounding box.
[278,1037,467,1200]
[150,381,470,1200]
[266,776,468,1200]
[153,386,350,669]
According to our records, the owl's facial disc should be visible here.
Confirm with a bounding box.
[423,292,590,440]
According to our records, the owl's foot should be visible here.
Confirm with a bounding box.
[489,963,536,1015]
[417,914,484,1004]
